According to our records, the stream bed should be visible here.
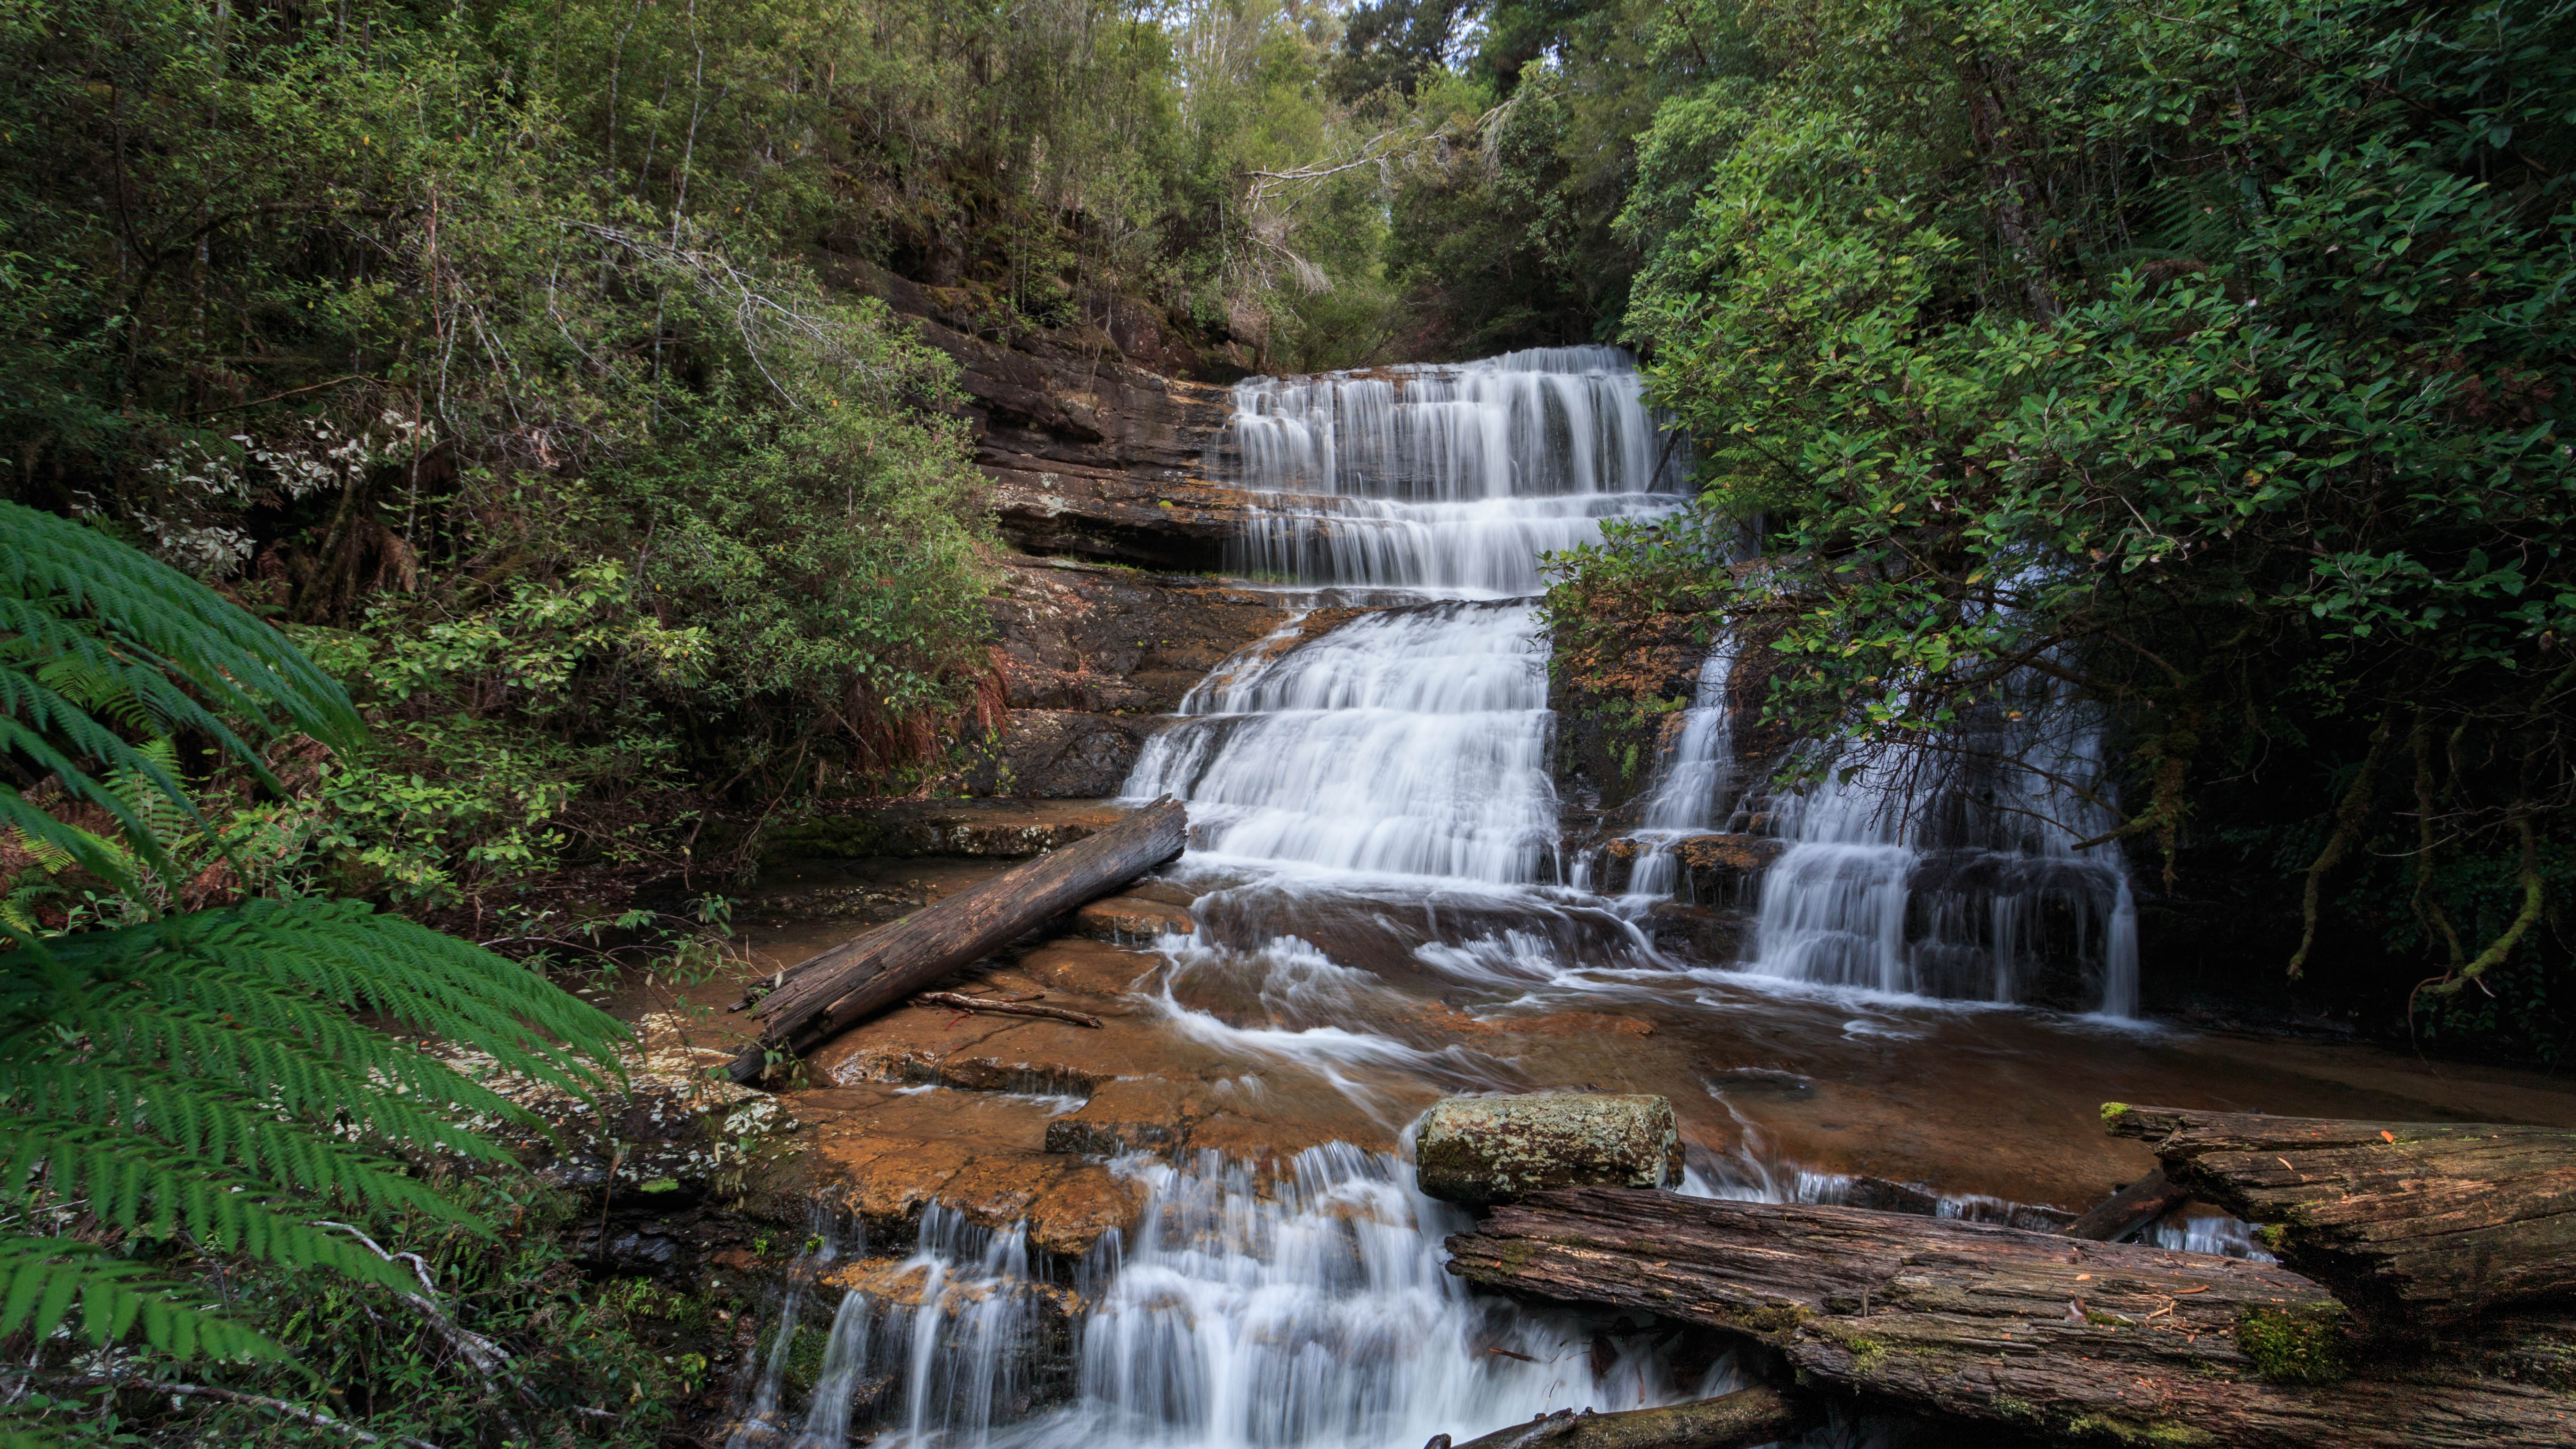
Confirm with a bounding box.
[701,347,2576,1448]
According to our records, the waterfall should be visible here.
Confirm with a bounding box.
[1744,679,2140,1014]
[1622,638,1740,899]
[1224,346,1682,596]
[1122,600,1559,883]
[1127,346,1684,884]
[1134,342,2139,1004]
[745,1147,1743,1449]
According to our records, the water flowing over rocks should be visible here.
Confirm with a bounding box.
[665,329,2576,1449]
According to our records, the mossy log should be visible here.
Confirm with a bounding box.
[1433,1385,1815,1449]
[1446,1188,2576,1449]
[2105,1103,2576,1325]
[723,798,1185,1084]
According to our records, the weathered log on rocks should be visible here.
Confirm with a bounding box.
[722,798,1185,1084]
[1447,1188,2576,1449]
[2106,1103,2576,1325]
[2061,1165,2193,1242]
[1414,1093,1684,1208]
[1433,1386,1816,1449]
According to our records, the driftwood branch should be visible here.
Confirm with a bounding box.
[914,992,1103,1028]
[2104,1103,2576,1324]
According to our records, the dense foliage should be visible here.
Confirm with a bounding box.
[1,506,630,1441]
[1549,0,2576,1043]
[0,0,1436,935]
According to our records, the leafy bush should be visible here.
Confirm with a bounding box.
[1574,0,2575,1022]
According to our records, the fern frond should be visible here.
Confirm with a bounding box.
[0,1116,436,1293]
[0,515,628,1377]
[0,794,133,892]
[0,1236,288,1364]
[105,737,193,859]
[48,993,525,1153]
[0,502,361,749]
[1,501,363,883]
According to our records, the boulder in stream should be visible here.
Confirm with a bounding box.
[1414,1092,1683,1208]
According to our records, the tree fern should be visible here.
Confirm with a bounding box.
[1,500,360,890]
[0,503,628,1377]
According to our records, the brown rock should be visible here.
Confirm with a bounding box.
[1072,895,1195,943]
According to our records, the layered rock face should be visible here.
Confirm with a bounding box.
[941,558,1287,797]
[831,258,1259,573]
[818,264,1301,797]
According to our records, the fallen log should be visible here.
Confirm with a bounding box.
[722,798,1185,1083]
[913,992,1103,1029]
[2060,1165,2192,1242]
[1429,1386,1815,1449]
[2105,1103,2576,1325]
[1447,1188,2576,1449]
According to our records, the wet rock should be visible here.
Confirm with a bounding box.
[1071,894,1195,943]
[1641,902,1749,963]
[945,709,1146,798]
[1413,1092,1685,1208]
[1548,612,1706,822]
[1044,1078,1191,1157]
[766,1128,1146,1259]
[1593,833,1784,906]
[819,257,1255,573]
[938,558,1289,799]
[983,558,1285,715]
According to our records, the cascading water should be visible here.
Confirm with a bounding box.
[1619,638,1741,900]
[1224,346,1681,596]
[1126,346,1685,884]
[741,1147,1744,1449]
[1123,599,1559,883]
[1743,677,2140,1013]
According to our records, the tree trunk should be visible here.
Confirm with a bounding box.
[1436,1386,1815,1449]
[2105,1104,2576,1326]
[1447,1188,2574,1449]
[722,798,1186,1084]
[2061,1165,2192,1242]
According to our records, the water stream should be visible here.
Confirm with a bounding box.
[733,347,2210,1447]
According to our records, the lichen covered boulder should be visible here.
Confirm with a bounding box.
[1413,1092,1683,1207]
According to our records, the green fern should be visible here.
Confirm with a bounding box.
[0,503,629,1375]
[1,500,360,891]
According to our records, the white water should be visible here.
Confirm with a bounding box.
[738,1147,1745,1449]
[1127,345,1683,884]
[1225,346,1682,596]
[1743,678,2140,1013]
[1620,638,1741,900]
[1123,600,1559,883]
[1140,344,2140,1010]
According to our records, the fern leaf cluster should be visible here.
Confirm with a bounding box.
[0,900,627,1363]
[1,500,361,891]
[1,506,632,1376]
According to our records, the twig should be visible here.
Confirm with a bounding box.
[912,992,1103,1029]
[0,1369,441,1449]
[306,1222,513,1381]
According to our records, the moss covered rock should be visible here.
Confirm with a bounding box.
[1413,1092,1683,1208]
